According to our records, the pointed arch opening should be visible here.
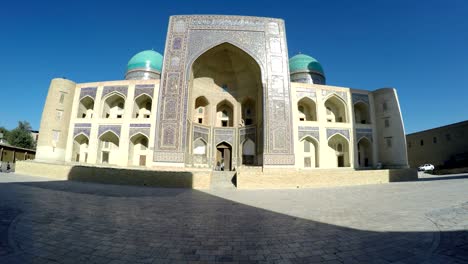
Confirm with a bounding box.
[300,136,319,168]
[354,102,370,124]
[77,96,94,118]
[215,142,232,171]
[72,134,89,162]
[129,133,149,166]
[328,134,350,167]
[102,93,125,119]
[189,42,264,168]
[357,137,372,168]
[297,97,317,121]
[98,131,119,164]
[216,100,234,127]
[324,95,347,123]
[193,96,209,125]
[241,138,255,165]
[193,138,208,165]
[241,98,256,126]
[133,94,152,119]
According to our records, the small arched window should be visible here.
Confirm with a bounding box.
[337,143,343,152]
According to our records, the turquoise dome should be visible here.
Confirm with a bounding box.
[289,54,324,75]
[127,50,163,72]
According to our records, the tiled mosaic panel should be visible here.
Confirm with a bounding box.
[102,86,128,98]
[326,128,350,140]
[79,87,97,100]
[356,128,373,142]
[154,15,295,165]
[298,126,319,142]
[98,125,121,138]
[352,93,370,105]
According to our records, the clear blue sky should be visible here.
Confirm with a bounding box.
[1,0,467,133]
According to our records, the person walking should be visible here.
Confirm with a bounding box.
[6,162,10,173]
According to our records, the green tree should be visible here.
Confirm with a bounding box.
[6,121,35,149]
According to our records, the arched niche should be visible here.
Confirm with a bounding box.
[72,134,89,162]
[97,131,120,164]
[328,134,350,167]
[242,139,255,165]
[241,98,256,126]
[215,142,232,171]
[133,94,152,119]
[77,96,94,118]
[357,137,372,168]
[216,100,234,127]
[300,136,319,168]
[354,102,370,124]
[193,138,208,166]
[129,133,149,166]
[324,95,347,123]
[188,42,264,165]
[297,97,317,121]
[193,96,209,125]
[102,93,125,119]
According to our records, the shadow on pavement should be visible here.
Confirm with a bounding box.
[0,180,466,264]
[418,174,468,182]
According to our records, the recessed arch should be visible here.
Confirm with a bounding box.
[297,97,317,121]
[101,92,125,119]
[215,141,233,171]
[188,42,264,168]
[354,101,370,124]
[300,136,319,168]
[77,96,95,118]
[216,100,234,127]
[72,134,89,163]
[133,93,152,119]
[241,138,255,165]
[98,131,120,164]
[328,134,350,167]
[241,97,256,126]
[193,96,210,125]
[357,137,373,168]
[128,133,149,166]
[186,41,266,80]
[324,94,347,123]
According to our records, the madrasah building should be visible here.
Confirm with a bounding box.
[35,15,409,172]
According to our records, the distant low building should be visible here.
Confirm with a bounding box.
[0,143,36,171]
[406,121,468,168]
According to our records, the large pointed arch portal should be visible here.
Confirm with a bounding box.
[154,15,295,166]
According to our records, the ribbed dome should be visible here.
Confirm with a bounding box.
[127,50,163,72]
[289,54,324,75]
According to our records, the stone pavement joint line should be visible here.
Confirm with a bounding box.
[0,172,466,263]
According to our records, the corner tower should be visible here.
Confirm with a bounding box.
[36,78,76,162]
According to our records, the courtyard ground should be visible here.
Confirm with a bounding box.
[0,171,466,263]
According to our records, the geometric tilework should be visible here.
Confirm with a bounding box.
[298,126,319,142]
[326,128,350,141]
[79,87,97,100]
[356,128,373,142]
[352,93,369,105]
[135,84,154,99]
[102,86,128,98]
[98,125,121,138]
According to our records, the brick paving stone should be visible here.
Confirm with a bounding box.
[0,172,467,263]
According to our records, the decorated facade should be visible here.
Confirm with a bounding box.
[35,15,409,170]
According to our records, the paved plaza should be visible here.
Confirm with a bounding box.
[0,172,466,264]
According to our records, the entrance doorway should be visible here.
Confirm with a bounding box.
[102,151,109,163]
[216,142,232,171]
[139,155,146,166]
[338,155,344,167]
